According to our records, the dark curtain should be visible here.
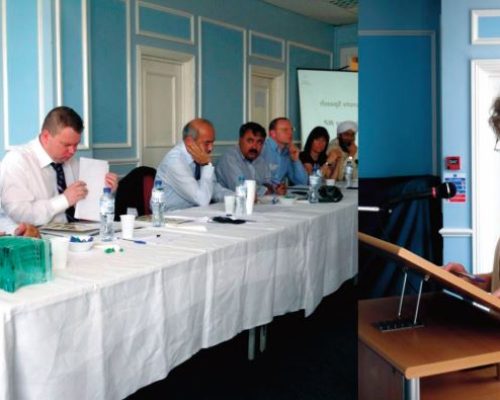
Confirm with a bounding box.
[358,175,443,298]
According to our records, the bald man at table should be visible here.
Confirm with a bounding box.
[155,118,232,211]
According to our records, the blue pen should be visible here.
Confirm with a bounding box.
[121,238,146,244]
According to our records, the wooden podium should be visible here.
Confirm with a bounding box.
[358,233,500,400]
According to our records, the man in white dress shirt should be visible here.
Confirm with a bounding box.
[155,118,231,211]
[0,106,118,226]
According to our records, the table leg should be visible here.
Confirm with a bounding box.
[248,328,256,360]
[259,325,267,353]
[404,377,420,400]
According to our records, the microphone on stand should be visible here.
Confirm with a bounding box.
[358,182,457,213]
[386,182,457,206]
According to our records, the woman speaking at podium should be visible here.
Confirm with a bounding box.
[445,96,500,298]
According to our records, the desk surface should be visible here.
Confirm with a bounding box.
[358,293,500,379]
[0,194,357,400]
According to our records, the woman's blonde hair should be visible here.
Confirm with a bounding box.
[489,96,500,139]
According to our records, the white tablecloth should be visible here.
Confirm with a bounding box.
[0,192,357,400]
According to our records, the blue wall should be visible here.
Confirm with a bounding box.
[441,0,500,269]
[358,0,440,178]
[4,0,40,146]
[359,0,500,270]
[333,23,358,69]
[200,20,245,139]
[61,0,85,127]
[90,0,129,147]
[0,0,355,176]
[359,0,440,30]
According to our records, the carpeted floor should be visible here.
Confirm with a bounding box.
[127,279,357,400]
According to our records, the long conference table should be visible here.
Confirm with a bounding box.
[0,191,357,400]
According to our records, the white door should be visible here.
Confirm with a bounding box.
[472,60,500,273]
[140,56,182,168]
[250,75,272,128]
[249,66,285,130]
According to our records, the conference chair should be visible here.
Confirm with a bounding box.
[114,166,156,220]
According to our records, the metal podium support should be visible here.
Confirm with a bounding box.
[374,268,429,332]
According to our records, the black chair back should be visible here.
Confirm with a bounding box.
[114,166,156,220]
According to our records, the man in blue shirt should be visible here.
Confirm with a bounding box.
[261,117,308,186]
[155,118,232,211]
[216,122,286,197]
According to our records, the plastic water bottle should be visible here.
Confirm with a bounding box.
[308,175,320,203]
[345,156,354,188]
[235,176,247,216]
[312,163,319,176]
[151,179,165,227]
[99,187,115,241]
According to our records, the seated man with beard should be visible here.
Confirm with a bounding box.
[327,120,358,181]
[216,122,285,196]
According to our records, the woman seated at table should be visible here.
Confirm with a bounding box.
[299,126,339,179]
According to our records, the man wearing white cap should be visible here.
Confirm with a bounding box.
[326,120,358,181]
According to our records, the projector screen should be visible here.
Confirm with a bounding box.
[297,69,358,146]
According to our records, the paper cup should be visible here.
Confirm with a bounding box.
[120,214,136,239]
[245,180,256,215]
[126,207,138,217]
[224,195,236,215]
[50,236,69,270]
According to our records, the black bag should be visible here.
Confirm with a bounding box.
[318,185,343,203]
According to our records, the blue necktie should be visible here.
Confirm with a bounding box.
[194,163,201,180]
[50,162,77,222]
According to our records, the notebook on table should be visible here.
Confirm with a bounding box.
[40,222,101,236]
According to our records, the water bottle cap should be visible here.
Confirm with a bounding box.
[154,179,163,187]
[103,187,111,193]
[309,175,321,185]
